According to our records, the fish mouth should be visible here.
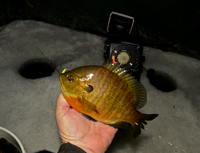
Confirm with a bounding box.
[59,73,64,82]
[59,74,65,91]
[59,74,63,84]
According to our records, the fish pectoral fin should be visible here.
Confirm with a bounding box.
[80,97,98,114]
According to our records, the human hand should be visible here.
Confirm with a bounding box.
[55,93,118,153]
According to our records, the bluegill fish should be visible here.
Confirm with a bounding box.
[59,63,158,138]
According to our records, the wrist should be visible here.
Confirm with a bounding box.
[58,142,87,153]
[63,141,95,153]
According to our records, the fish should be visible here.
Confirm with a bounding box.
[59,63,158,138]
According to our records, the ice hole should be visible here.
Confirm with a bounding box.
[19,59,55,79]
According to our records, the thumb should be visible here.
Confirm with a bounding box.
[56,93,70,119]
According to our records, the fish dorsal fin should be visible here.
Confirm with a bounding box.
[130,79,147,109]
[103,62,147,109]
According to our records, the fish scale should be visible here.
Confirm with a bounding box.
[90,68,107,104]
[93,68,125,115]
[93,68,116,102]
[59,64,158,138]
[82,67,126,120]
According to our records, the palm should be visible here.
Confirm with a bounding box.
[56,93,118,153]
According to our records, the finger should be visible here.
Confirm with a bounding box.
[57,93,70,108]
[56,93,71,118]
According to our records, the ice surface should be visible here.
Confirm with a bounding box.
[0,20,200,153]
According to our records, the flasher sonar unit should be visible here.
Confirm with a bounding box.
[104,12,145,81]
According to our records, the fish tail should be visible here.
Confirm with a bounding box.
[132,113,158,138]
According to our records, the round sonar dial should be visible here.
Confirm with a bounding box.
[117,51,130,64]
[110,44,137,70]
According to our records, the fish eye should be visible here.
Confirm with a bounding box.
[67,75,73,82]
